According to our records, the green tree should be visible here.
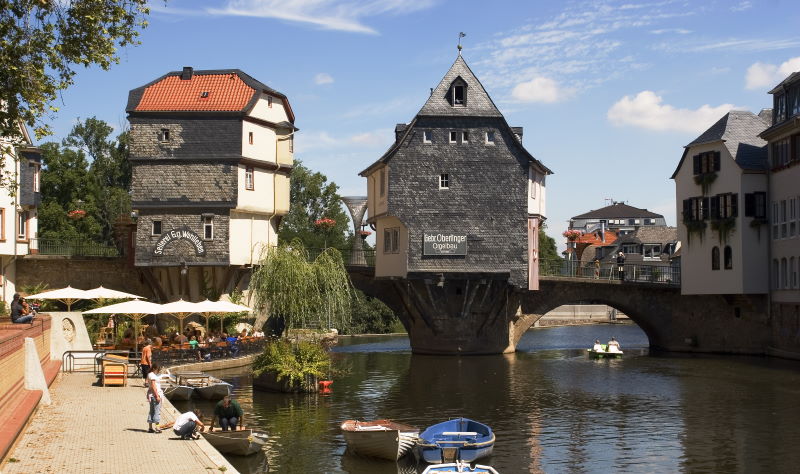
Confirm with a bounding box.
[0,0,154,144]
[539,227,559,261]
[278,161,350,250]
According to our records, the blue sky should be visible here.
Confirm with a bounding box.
[43,0,800,247]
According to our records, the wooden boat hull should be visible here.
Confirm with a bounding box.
[422,463,499,473]
[201,429,266,456]
[340,419,419,461]
[419,418,495,464]
[164,384,194,401]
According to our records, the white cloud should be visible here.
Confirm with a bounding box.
[656,38,800,54]
[206,0,437,34]
[745,57,800,90]
[731,1,752,12]
[607,91,733,133]
[650,28,691,35]
[296,128,392,153]
[511,76,574,103]
[314,73,334,85]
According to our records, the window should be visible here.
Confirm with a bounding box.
[200,91,209,98]
[268,96,273,108]
[248,132,253,145]
[449,131,457,144]
[724,246,733,270]
[0,209,5,241]
[771,138,791,169]
[485,131,495,144]
[621,243,639,254]
[158,129,170,142]
[452,84,465,106]
[423,130,432,143]
[791,257,798,288]
[775,93,787,123]
[289,136,294,153]
[644,218,655,225]
[719,193,738,219]
[712,246,720,270]
[151,220,162,236]
[17,210,27,241]
[643,244,661,259]
[203,216,214,240]
[683,197,709,221]
[773,259,780,289]
[379,169,386,197]
[32,164,40,192]
[692,151,720,175]
[745,192,767,218]
[439,173,449,189]
[245,166,254,190]
[790,198,797,237]
[383,227,399,254]
[462,131,469,143]
[781,200,788,238]
[781,258,788,288]
[773,201,780,239]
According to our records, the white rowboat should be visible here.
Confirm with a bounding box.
[341,419,419,461]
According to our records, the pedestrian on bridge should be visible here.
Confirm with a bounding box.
[616,252,626,280]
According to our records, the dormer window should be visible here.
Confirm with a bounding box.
[448,78,467,107]
[200,91,209,98]
[158,129,170,142]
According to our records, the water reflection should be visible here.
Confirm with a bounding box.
[176,325,800,473]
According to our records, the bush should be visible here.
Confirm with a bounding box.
[252,340,330,390]
[342,289,403,335]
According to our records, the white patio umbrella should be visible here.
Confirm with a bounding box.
[160,299,203,335]
[25,285,91,311]
[85,300,165,351]
[83,286,143,301]
[195,299,252,334]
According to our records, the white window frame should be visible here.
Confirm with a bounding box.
[383,227,400,254]
[17,210,27,241]
[245,166,254,191]
[423,130,432,144]
[439,173,450,190]
[485,131,495,145]
[449,131,457,144]
[203,216,214,240]
[452,84,465,106]
[462,131,469,143]
[33,164,40,192]
[158,128,170,142]
[151,220,162,236]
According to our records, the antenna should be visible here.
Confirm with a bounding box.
[458,32,466,54]
[604,197,613,206]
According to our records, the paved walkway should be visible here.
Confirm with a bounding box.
[2,373,237,474]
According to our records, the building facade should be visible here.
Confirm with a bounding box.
[0,122,41,303]
[359,54,551,290]
[673,110,771,295]
[127,67,294,301]
[760,72,800,317]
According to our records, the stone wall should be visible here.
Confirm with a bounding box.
[16,256,153,299]
[129,117,241,159]
[389,116,530,287]
[134,209,230,266]
[131,161,237,203]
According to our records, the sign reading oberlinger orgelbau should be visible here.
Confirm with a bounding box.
[423,233,467,255]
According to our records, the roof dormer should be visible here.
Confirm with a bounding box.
[448,77,468,107]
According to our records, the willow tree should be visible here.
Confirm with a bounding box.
[250,241,352,333]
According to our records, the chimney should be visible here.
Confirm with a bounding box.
[181,66,194,80]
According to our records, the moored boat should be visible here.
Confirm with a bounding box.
[200,429,267,456]
[163,382,194,401]
[587,345,623,358]
[422,462,499,473]
[418,418,495,464]
[173,372,233,400]
[340,419,419,460]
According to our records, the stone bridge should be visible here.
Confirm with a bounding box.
[348,267,772,355]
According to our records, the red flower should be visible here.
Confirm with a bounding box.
[314,217,337,230]
[562,229,582,241]
[358,230,372,236]
[68,209,86,219]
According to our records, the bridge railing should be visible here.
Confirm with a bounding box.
[540,259,680,286]
[30,238,122,257]
[307,247,375,267]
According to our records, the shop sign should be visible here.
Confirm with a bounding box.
[153,228,206,256]
[423,233,467,255]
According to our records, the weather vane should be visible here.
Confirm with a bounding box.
[458,32,466,54]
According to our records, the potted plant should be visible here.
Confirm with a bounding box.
[252,340,331,393]
[562,229,582,242]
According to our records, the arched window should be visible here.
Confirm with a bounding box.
[448,78,467,107]
[791,257,797,288]
[711,246,720,270]
[724,246,733,270]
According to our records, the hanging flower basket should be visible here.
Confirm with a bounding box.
[358,230,372,239]
[314,218,337,230]
[562,229,582,241]
[67,209,86,219]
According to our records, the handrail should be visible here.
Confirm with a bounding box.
[30,238,122,257]
[539,259,680,286]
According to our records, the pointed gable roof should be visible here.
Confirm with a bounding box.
[572,202,663,220]
[417,55,502,117]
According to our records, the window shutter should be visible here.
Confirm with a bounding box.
[682,199,691,220]
[732,193,738,217]
[714,152,721,171]
[744,193,755,217]
[693,155,701,174]
[702,197,710,220]
[710,196,720,219]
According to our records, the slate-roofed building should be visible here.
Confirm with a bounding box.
[672,109,770,295]
[127,67,295,301]
[359,53,551,290]
[0,121,41,303]
[569,201,667,237]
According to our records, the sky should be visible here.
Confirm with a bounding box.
[41,0,800,249]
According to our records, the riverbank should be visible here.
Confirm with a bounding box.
[1,372,237,473]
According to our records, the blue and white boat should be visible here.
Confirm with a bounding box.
[422,462,499,473]
[418,418,495,464]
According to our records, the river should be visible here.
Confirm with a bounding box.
[174,324,800,473]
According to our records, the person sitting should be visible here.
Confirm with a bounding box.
[188,336,201,361]
[226,333,240,357]
[10,294,33,324]
[592,339,604,352]
[252,329,265,338]
[211,395,243,432]
[607,337,621,353]
[164,409,205,440]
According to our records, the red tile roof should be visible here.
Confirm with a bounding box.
[575,230,618,246]
[135,73,255,112]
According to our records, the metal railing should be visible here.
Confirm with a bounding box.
[540,259,680,286]
[31,238,122,257]
[307,247,376,267]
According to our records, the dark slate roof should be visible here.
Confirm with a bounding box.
[621,226,678,244]
[417,55,503,118]
[680,110,769,173]
[571,202,663,220]
[768,71,800,94]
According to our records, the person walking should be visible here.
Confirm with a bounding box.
[146,363,164,433]
[594,259,601,279]
[210,395,244,431]
[616,251,626,281]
